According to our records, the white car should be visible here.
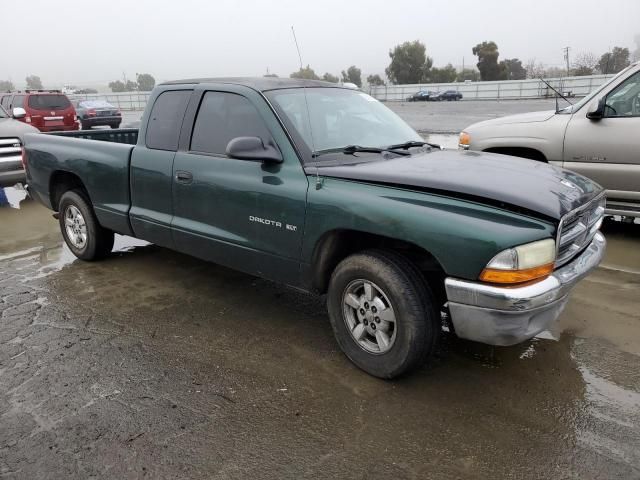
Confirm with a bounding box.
[460,62,640,217]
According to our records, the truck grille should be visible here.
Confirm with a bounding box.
[0,138,23,173]
[556,194,606,267]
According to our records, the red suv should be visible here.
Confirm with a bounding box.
[0,90,78,132]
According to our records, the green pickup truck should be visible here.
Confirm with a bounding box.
[24,78,606,378]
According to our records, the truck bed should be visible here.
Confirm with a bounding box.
[24,130,138,236]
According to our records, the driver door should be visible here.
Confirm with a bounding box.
[563,70,640,209]
[170,86,309,286]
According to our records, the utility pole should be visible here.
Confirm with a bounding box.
[563,46,571,76]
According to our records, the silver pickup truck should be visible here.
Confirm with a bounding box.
[459,62,640,218]
[0,105,38,186]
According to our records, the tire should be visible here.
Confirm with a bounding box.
[58,190,114,261]
[110,124,120,129]
[327,249,440,379]
[81,122,91,130]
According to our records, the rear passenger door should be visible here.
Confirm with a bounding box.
[129,89,192,248]
[171,85,308,285]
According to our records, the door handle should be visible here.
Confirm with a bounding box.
[175,170,193,184]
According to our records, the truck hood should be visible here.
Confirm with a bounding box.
[0,118,40,141]
[308,149,603,220]
[470,110,556,129]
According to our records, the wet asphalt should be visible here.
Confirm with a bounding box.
[1,99,640,479]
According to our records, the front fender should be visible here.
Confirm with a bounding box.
[466,114,571,162]
[301,178,555,281]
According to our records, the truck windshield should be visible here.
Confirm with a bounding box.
[266,88,422,158]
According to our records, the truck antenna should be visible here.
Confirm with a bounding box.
[290,25,317,155]
[539,77,573,113]
[291,26,304,70]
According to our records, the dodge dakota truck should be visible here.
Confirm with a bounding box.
[459,62,640,218]
[23,78,606,378]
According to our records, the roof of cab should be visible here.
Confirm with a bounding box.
[160,77,349,92]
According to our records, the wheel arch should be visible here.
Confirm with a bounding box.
[483,146,548,162]
[49,170,90,211]
[309,229,447,303]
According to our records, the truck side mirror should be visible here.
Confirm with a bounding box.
[586,98,605,120]
[12,107,26,119]
[226,136,283,164]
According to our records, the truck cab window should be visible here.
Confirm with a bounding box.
[605,72,640,117]
[190,91,271,156]
[146,90,191,151]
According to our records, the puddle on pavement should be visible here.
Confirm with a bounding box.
[0,185,28,209]
[13,235,151,281]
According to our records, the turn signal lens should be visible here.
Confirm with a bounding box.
[480,263,554,284]
[458,131,471,149]
[480,238,556,285]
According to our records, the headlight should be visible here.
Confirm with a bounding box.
[479,238,556,284]
[458,131,470,150]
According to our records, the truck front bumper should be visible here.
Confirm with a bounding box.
[444,232,606,346]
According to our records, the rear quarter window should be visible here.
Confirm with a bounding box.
[145,90,192,151]
[28,94,71,110]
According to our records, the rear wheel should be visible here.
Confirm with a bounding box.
[327,250,439,378]
[58,190,114,261]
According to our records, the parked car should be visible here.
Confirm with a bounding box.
[73,99,122,129]
[459,61,640,217]
[440,90,463,101]
[0,105,39,186]
[0,90,78,132]
[24,78,605,378]
[406,90,440,102]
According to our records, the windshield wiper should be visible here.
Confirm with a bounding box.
[386,140,441,150]
[313,145,410,158]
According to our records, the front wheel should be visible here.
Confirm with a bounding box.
[327,250,439,378]
[58,190,114,261]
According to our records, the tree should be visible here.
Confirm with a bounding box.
[108,79,137,92]
[457,69,480,82]
[136,73,155,91]
[385,40,432,85]
[572,52,598,76]
[290,65,320,80]
[263,73,278,78]
[525,59,545,79]
[0,80,14,91]
[501,58,526,80]
[367,74,385,86]
[598,47,630,74]
[25,75,43,90]
[109,80,125,92]
[321,72,339,83]
[341,66,362,87]
[76,88,98,94]
[428,64,457,83]
[472,41,506,80]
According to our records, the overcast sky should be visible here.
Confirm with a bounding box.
[3,0,639,87]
